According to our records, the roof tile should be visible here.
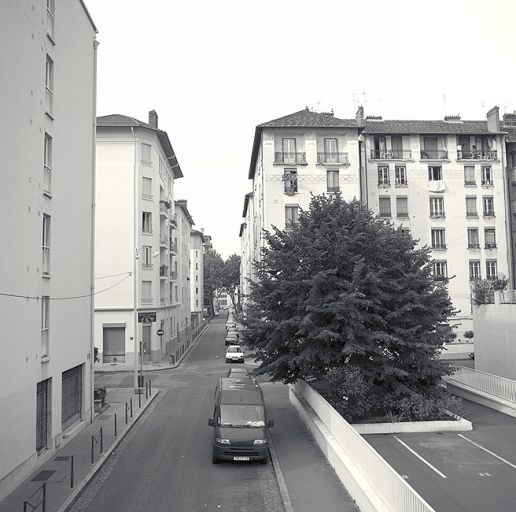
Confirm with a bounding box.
[258,108,358,129]
[362,119,498,135]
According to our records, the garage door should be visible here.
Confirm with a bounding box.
[103,326,125,363]
[62,365,82,430]
[36,379,50,451]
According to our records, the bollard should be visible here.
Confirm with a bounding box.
[114,413,117,437]
[100,427,104,454]
[70,455,74,488]
[130,397,133,418]
[138,389,141,408]
[91,436,95,464]
[125,402,128,424]
[42,482,47,512]
[149,380,152,396]
[145,381,148,399]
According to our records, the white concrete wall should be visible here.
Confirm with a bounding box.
[473,301,516,379]
[0,0,96,498]
[190,233,204,322]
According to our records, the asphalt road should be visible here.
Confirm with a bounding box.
[72,318,284,512]
[366,399,516,512]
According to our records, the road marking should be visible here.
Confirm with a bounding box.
[394,436,447,479]
[478,472,492,477]
[458,434,516,470]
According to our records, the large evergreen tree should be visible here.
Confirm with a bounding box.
[245,195,457,421]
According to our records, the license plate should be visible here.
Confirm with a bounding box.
[234,456,249,461]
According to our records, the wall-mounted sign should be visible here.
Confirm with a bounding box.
[138,312,156,323]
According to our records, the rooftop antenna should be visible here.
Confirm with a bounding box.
[442,94,447,116]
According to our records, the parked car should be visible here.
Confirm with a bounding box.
[225,331,239,346]
[226,345,245,363]
[208,377,273,464]
[227,366,251,378]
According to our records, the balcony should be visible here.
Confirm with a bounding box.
[457,150,497,161]
[274,152,306,165]
[159,235,169,248]
[420,150,448,160]
[170,270,178,280]
[379,212,392,218]
[317,152,349,165]
[464,180,477,186]
[327,187,340,193]
[430,213,446,219]
[396,212,409,218]
[468,243,480,249]
[170,213,177,227]
[370,149,412,160]
[160,265,169,278]
[481,180,494,187]
[43,165,51,195]
[169,241,177,254]
[378,180,390,187]
[432,244,447,250]
[466,211,478,218]
[483,211,495,218]
[42,246,50,276]
[485,243,497,249]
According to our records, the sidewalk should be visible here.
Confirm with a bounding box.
[0,386,161,512]
[262,382,359,512]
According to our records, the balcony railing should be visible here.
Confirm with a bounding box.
[45,87,53,115]
[378,180,390,186]
[464,180,476,186]
[468,243,480,249]
[159,235,169,247]
[274,152,306,165]
[43,165,51,194]
[170,271,178,280]
[420,150,448,159]
[457,150,497,160]
[466,211,478,217]
[430,212,445,218]
[170,241,177,253]
[317,152,349,164]
[42,246,50,276]
[170,213,177,226]
[396,212,409,218]
[432,244,447,250]
[160,265,169,277]
[485,243,497,249]
[46,9,55,40]
[483,211,495,217]
[378,212,392,217]
[370,149,412,160]
[481,180,494,186]
[327,186,340,193]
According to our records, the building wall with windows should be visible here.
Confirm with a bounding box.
[239,193,255,310]
[190,230,204,327]
[94,112,183,367]
[0,0,96,499]
[362,108,509,330]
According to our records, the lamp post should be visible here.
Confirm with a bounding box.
[133,247,140,393]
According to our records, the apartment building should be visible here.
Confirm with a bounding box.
[361,107,509,329]
[0,0,97,498]
[174,200,194,357]
[246,108,362,269]
[190,229,205,327]
[502,113,516,287]
[239,193,255,309]
[94,111,183,366]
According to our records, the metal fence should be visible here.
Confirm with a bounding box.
[446,365,516,402]
[295,380,436,512]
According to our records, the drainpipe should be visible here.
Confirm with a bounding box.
[90,37,99,423]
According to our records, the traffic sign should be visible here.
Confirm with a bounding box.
[157,329,164,336]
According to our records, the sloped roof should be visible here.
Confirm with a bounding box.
[258,108,358,128]
[96,114,183,178]
[362,119,500,135]
[503,125,516,142]
[175,199,194,226]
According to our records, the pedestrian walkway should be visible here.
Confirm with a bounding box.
[262,382,359,512]
[0,386,161,512]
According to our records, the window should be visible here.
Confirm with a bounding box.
[432,261,447,279]
[283,169,298,194]
[327,170,339,192]
[391,135,403,158]
[396,197,409,217]
[379,197,391,217]
[467,228,479,248]
[141,143,152,164]
[486,260,497,279]
[41,296,49,357]
[429,197,444,217]
[142,212,152,233]
[174,285,178,301]
[400,228,410,237]
[469,261,481,280]
[481,166,493,185]
[285,205,299,228]
[44,134,52,194]
[42,215,50,276]
[195,287,199,294]
[395,166,407,185]
[483,196,494,217]
[46,0,55,39]
[378,166,390,185]
[464,166,475,185]
[428,166,442,181]
[142,281,152,303]
[195,275,198,282]
[431,229,446,249]
[282,138,296,164]
[142,246,152,268]
[196,262,198,270]
[45,56,53,114]
[142,177,152,199]
[466,197,477,217]
[485,228,496,248]
[324,138,338,162]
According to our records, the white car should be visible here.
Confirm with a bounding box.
[226,345,245,363]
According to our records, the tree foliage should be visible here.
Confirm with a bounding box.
[244,194,457,421]
[219,254,241,311]
[203,249,224,316]
[471,274,508,305]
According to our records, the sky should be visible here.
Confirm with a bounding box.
[85,0,516,259]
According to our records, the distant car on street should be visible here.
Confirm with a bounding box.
[225,331,239,346]
[226,345,245,363]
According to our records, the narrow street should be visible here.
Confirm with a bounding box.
[72,318,284,512]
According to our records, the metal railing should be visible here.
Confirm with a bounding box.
[317,152,349,164]
[170,213,177,226]
[43,165,51,194]
[466,211,478,217]
[274,152,306,165]
[370,149,412,159]
[46,9,55,39]
[446,365,516,402]
[294,381,436,512]
[420,150,448,159]
[457,150,497,160]
[170,270,178,280]
[23,483,46,512]
[42,246,50,276]
[169,242,177,253]
[45,87,53,115]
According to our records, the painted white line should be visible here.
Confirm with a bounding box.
[394,436,447,479]
[458,434,516,470]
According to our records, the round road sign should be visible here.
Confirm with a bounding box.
[157,329,164,336]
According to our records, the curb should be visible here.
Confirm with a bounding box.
[56,388,165,512]
[94,321,212,373]
[268,435,295,512]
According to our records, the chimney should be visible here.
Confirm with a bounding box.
[444,114,461,122]
[486,106,500,132]
[365,115,382,121]
[148,110,158,128]
[355,105,364,127]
